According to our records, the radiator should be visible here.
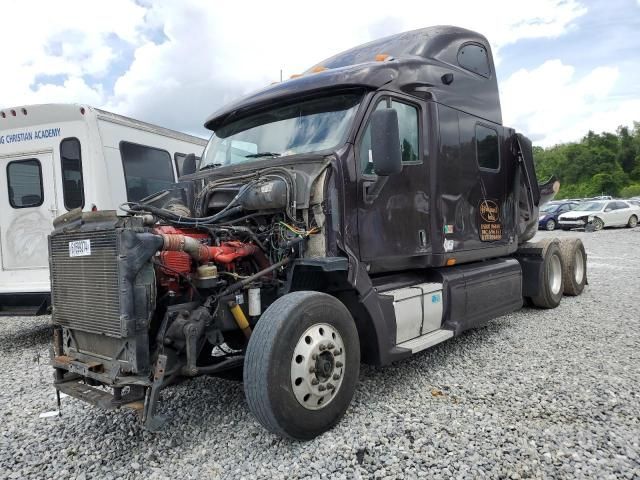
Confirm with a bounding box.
[49,229,123,337]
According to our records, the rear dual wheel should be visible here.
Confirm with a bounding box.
[243,291,359,440]
[559,238,587,296]
[530,241,564,309]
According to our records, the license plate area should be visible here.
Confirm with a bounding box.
[69,239,91,257]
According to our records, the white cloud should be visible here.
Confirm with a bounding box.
[103,0,588,135]
[0,0,146,107]
[500,59,638,146]
[0,0,596,142]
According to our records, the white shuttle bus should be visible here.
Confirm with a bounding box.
[0,104,206,315]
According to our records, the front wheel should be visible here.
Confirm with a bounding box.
[592,217,604,231]
[545,219,556,231]
[243,291,360,440]
[628,215,638,228]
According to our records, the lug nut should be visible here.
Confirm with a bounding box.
[319,344,326,351]
[327,383,335,390]
[333,350,342,357]
[309,367,316,374]
[312,354,317,360]
[318,385,326,392]
[311,378,319,385]
[333,373,340,380]
[327,343,335,349]
[336,361,343,368]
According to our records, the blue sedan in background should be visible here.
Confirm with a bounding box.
[539,201,578,231]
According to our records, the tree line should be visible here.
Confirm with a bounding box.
[533,122,640,199]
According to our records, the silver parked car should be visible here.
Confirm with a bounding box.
[558,200,640,230]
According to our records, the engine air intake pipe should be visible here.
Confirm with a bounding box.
[159,233,269,268]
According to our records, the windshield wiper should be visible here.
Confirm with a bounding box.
[245,152,281,158]
[199,163,222,171]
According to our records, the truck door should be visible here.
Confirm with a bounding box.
[0,152,57,269]
[355,94,429,272]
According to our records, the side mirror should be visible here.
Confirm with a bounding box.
[181,153,197,176]
[370,108,402,176]
[604,208,612,212]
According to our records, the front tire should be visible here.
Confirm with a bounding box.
[243,291,360,440]
[592,217,604,231]
[628,215,638,228]
[545,219,556,231]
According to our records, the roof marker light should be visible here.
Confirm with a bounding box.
[375,54,391,62]
[290,73,303,79]
[310,66,327,73]
[10,109,16,116]
[80,107,85,115]
[1,112,5,118]
[21,108,27,115]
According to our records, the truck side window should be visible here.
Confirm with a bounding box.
[7,159,44,208]
[457,44,491,77]
[476,125,500,171]
[120,142,175,202]
[60,138,85,210]
[360,99,420,174]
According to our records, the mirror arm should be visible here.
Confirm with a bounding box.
[363,177,389,204]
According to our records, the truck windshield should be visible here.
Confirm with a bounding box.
[200,92,362,168]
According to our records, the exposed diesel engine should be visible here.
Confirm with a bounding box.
[50,162,330,429]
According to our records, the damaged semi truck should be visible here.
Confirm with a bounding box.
[49,26,587,440]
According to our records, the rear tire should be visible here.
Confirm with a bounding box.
[530,241,564,309]
[558,238,587,296]
[243,291,360,440]
[628,215,638,228]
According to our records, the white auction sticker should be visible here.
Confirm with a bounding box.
[69,239,91,257]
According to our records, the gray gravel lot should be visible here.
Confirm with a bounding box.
[1,227,639,479]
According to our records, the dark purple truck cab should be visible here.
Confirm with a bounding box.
[49,26,584,439]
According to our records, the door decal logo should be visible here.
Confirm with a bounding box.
[479,200,503,241]
[479,200,499,223]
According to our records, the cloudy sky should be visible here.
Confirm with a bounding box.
[1,0,639,147]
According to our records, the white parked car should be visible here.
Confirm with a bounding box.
[558,200,640,230]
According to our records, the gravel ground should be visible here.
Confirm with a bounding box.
[1,227,639,479]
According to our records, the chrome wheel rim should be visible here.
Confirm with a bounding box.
[290,323,345,410]
[546,220,555,231]
[549,254,562,295]
[574,249,585,284]
[630,217,638,227]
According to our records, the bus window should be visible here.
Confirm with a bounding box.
[60,138,85,210]
[120,142,174,201]
[7,159,43,208]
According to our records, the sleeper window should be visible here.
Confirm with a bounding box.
[120,142,175,202]
[457,44,491,77]
[7,159,43,208]
[60,138,85,210]
[360,99,420,174]
[476,125,500,171]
